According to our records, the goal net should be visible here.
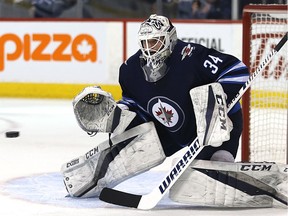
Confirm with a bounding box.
[241,5,287,163]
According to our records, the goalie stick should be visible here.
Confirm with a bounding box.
[99,32,288,210]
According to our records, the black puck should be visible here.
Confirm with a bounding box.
[5,131,20,138]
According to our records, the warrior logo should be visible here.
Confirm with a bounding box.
[147,96,185,132]
[181,44,195,61]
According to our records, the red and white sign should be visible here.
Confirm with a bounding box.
[0,21,123,84]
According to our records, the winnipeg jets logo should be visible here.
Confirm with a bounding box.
[181,44,195,61]
[155,99,174,126]
[147,96,185,132]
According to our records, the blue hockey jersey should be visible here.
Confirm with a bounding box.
[118,40,249,156]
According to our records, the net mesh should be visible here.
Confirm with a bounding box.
[248,9,287,163]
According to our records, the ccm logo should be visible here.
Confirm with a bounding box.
[0,33,97,71]
[215,94,227,130]
[240,164,272,171]
[85,147,99,159]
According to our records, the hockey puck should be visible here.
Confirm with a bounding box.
[5,131,20,138]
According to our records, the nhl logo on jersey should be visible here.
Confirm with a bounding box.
[147,96,184,132]
[181,44,195,61]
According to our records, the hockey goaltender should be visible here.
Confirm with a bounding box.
[61,15,288,208]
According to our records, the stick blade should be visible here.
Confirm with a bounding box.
[99,187,141,208]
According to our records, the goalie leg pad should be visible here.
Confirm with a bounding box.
[169,160,288,207]
[61,122,166,198]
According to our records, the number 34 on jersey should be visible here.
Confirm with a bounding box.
[203,55,223,74]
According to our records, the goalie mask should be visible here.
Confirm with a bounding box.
[138,14,177,82]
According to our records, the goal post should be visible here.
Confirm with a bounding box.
[241,4,287,163]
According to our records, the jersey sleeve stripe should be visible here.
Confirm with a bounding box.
[119,96,151,121]
[218,74,249,84]
[217,61,248,80]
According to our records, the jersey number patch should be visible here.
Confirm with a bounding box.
[203,55,223,74]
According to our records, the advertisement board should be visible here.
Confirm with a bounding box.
[0,21,123,84]
[0,19,243,99]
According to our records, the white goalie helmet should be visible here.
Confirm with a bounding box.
[138,14,177,82]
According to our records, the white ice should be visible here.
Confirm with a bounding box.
[0,98,287,216]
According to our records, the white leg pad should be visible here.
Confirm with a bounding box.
[61,121,166,197]
[169,160,288,208]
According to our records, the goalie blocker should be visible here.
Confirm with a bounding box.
[190,82,233,147]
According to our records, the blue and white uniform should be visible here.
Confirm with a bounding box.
[118,40,249,158]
